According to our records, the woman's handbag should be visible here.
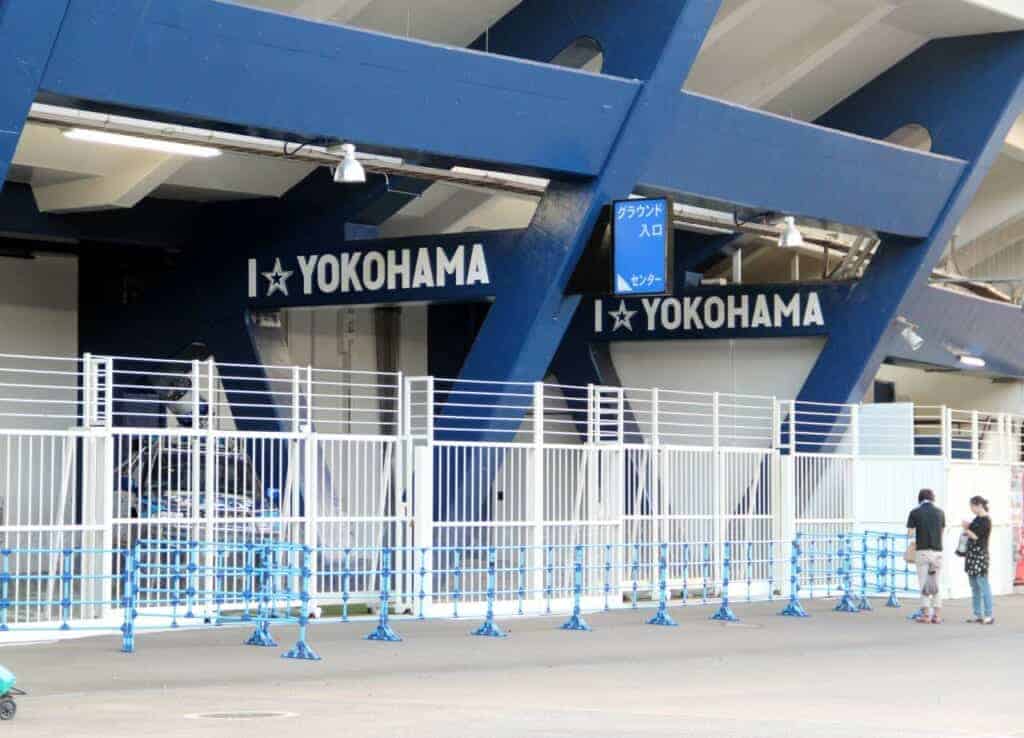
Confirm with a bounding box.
[904,541,917,564]
[955,532,970,557]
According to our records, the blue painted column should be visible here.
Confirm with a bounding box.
[453,0,723,396]
[0,1,70,189]
[798,34,1024,406]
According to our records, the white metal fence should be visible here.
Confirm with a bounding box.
[0,352,1021,628]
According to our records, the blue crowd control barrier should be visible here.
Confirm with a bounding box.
[560,545,591,632]
[780,535,809,618]
[646,543,678,627]
[366,547,402,642]
[710,542,739,622]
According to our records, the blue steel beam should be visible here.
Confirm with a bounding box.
[799,33,1024,407]
[641,93,967,238]
[0,1,70,190]
[38,0,639,177]
[452,0,722,399]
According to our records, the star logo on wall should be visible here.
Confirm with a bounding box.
[608,300,637,332]
[263,258,293,297]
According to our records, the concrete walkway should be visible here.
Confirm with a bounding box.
[1,596,1020,737]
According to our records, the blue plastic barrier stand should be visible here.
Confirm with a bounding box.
[856,532,873,612]
[121,545,139,654]
[242,544,256,622]
[245,545,278,647]
[746,541,754,602]
[560,544,591,632]
[452,548,463,619]
[809,538,817,599]
[603,543,613,612]
[517,545,526,616]
[630,543,640,609]
[366,547,402,642]
[702,542,712,604]
[283,546,321,660]
[780,536,809,618]
[185,540,198,619]
[680,543,689,605]
[341,548,351,622]
[417,547,427,620]
[906,607,925,621]
[767,541,775,602]
[886,537,901,608]
[60,548,72,630]
[211,549,226,625]
[834,534,859,613]
[544,545,554,615]
[170,548,181,629]
[0,549,9,631]
[646,543,678,627]
[711,542,740,622]
[471,547,507,638]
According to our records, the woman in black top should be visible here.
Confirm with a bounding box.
[961,495,993,624]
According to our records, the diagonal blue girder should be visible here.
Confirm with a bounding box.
[0,0,71,189]
[798,32,1024,409]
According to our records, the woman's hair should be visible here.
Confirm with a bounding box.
[970,495,989,512]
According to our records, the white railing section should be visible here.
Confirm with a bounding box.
[0,352,1022,628]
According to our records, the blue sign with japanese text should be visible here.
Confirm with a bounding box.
[612,197,672,296]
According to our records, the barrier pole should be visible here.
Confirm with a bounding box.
[560,544,591,631]
[780,535,809,617]
[242,543,256,622]
[711,541,739,622]
[746,540,754,602]
[603,543,612,612]
[417,547,427,620]
[885,534,900,608]
[834,533,858,613]
[630,543,640,609]
[517,545,526,616]
[856,531,873,611]
[471,547,507,638]
[283,546,321,660]
[60,548,72,630]
[341,548,351,622]
[185,540,198,619]
[366,547,402,642]
[702,542,712,604]
[544,545,554,615]
[681,543,689,605]
[245,544,278,647]
[120,546,137,654]
[646,542,678,627]
[452,548,463,619]
[169,547,181,629]
[809,537,817,599]
[0,550,9,631]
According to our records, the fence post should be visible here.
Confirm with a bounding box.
[530,382,545,608]
[413,446,433,616]
[856,531,873,611]
[646,542,678,627]
[603,543,613,612]
[366,547,402,642]
[0,550,9,631]
[941,405,951,460]
[560,544,591,631]
[471,547,507,638]
[834,533,858,613]
[283,546,321,660]
[120,546,137,654]
[711,541,739,622]
[780,535,809,617]
[886,535,901,608]
[302,365,319,604]
[203,358,217,617]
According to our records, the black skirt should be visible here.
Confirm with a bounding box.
[965,542,989,577]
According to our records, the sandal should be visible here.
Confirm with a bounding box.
[981,617,995,625]
[931,616,943,624]
[913,615,932,624]
[965,617,983,624]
